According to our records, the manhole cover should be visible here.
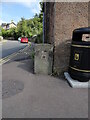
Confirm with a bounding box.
[2,80,24,99]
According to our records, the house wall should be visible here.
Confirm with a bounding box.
[2,26,6,30]
[1,22,16,30]
[9,23,16,29]
[54,2,88,75]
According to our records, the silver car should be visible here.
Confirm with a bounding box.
[18,37,21,42]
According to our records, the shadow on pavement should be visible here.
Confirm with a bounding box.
[17,58,34,74]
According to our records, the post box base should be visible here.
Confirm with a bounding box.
[68,67,90,82]
[64,72,89,88]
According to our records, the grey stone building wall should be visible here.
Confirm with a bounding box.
[44,2,88,76]
[54,2,88,75]
[44,2,55,44]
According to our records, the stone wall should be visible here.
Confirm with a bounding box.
[54,2,88,76]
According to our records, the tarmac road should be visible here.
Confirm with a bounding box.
[0,40,28,58]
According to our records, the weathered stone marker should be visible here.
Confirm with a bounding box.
[34,44,53,75]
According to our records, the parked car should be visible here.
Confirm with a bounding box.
[18,37,21,42]
[21,37,28,43]
[31,35,37,42]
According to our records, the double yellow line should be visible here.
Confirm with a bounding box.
[0,45,29,65]
[0,51,19,65]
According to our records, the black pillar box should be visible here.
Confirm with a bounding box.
[68,27,90,82]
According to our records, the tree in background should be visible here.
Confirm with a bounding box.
[1,1,43,43]
[0,26,2,36]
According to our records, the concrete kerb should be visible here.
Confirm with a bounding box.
[64,72,89,88]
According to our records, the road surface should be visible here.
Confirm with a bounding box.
[0,40,28,58]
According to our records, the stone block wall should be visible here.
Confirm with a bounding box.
[34,44,53,75]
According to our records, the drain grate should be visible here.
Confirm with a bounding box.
[2,80,24,99]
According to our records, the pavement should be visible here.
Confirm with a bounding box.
[2,44,88,118]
